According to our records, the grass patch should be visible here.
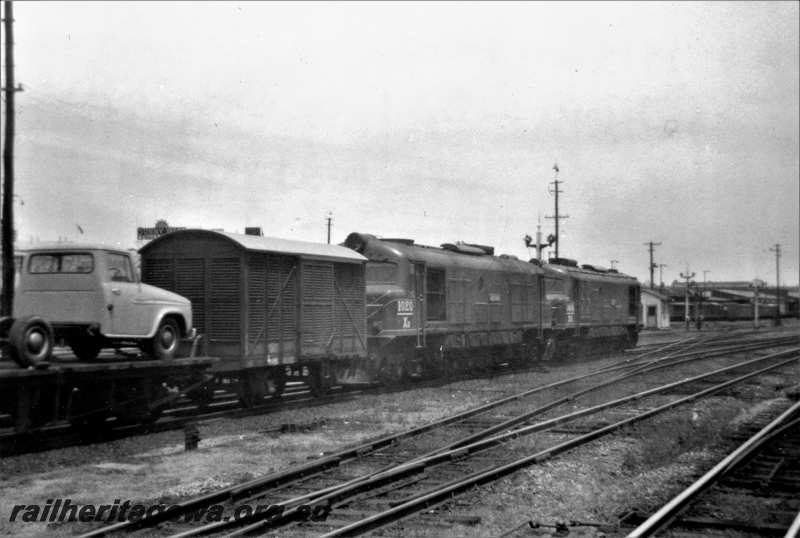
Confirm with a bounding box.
[621,404,740,471]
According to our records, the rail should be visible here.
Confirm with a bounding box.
[627,398,800,537]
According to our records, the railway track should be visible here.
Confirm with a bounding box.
[625,398,800,537]
[0,329,743,457]
[75,331,800,537]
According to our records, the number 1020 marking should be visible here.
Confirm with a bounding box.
[397,299,414,314]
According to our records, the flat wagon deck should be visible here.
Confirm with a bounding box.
[0,351,217,432]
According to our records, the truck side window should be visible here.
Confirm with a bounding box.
[29,253,94,274]
[107,253,135,282]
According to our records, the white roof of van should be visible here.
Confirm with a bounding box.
[142,229,366,264]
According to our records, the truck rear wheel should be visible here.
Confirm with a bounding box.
[9,316,54,368]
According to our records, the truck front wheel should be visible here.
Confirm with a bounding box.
[9,316,54,368]
[142,317,180,360]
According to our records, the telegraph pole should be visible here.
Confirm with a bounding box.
[658,264,667,292]
[545,163,568,259]
[2,1,22,318]
[769,244,781,326]
[697,269,711,328]
[325,211,333,244]
[644,241,662,290]
[751,279,765,329]
[680,268,695,331]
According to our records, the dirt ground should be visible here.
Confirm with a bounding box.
[1,321,798,537]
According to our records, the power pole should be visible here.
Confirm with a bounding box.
[2,1,22,318]
[680,268,695,331]
[769,244,781,326]
[545,163,568,259]
[751,279,765,329]
[643,241,662,290]
[610,259,618,270]
[701,269,710,328]
[658,264,667,292]
[325,211,333,244]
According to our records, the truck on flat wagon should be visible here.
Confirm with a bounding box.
[0,243,195,367]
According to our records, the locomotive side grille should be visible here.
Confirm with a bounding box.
[510,278,525,322]
[302,262,335,352]
[176,258,206,333]
[526,274,538,321]
[475,303,489,324]
[446,270,467,323]
[209,257,241,342]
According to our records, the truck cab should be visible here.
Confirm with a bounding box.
[1,244,193,367]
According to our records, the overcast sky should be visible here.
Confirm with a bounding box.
[3,1,798,286]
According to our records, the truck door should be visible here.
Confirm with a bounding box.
[107,252,151,336]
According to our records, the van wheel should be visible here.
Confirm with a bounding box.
[70,336,103,361]
[9,316,54,368]
[143,317,180,360]
[307,363,333,397]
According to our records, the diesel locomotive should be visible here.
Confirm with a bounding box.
[344,233,640,383]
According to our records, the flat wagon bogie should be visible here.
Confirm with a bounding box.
[140,230,368,404]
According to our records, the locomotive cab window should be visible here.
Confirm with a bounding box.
[365,262,397,284]
[426,268,446,321]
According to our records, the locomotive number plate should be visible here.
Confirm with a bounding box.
[397,299,414,314]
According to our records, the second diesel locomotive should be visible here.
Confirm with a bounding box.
[138,229,640,405]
